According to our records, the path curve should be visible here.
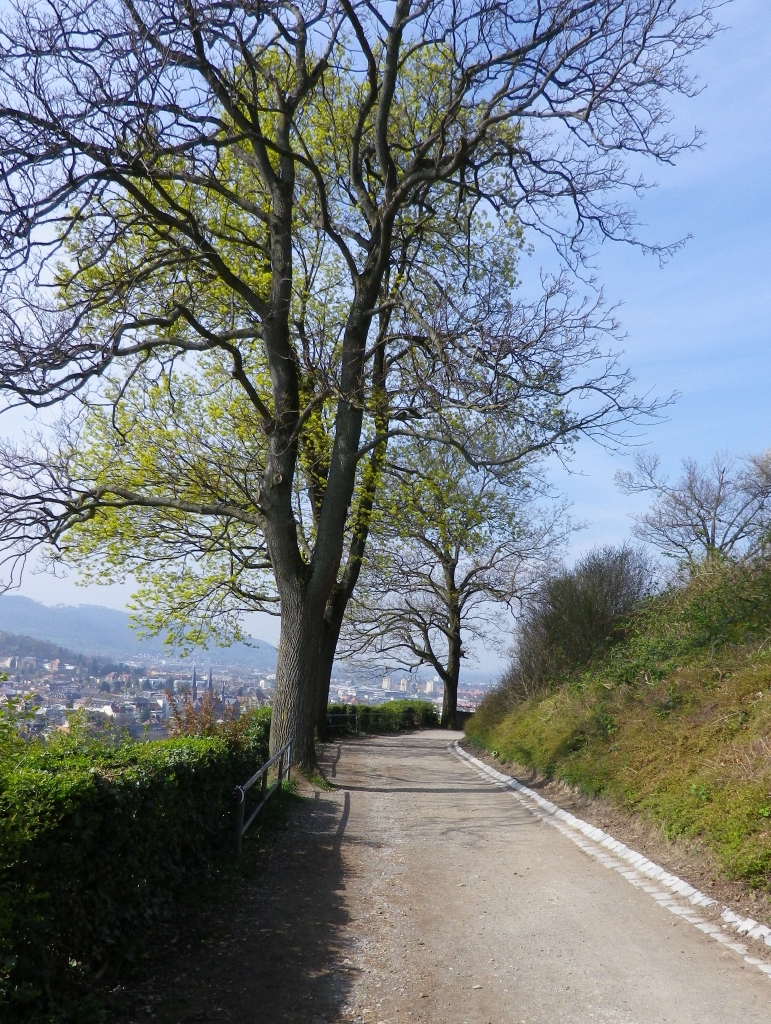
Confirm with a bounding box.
[122,730,771,1023]
[320,729,770,1024]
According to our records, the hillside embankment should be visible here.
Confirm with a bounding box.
[467,559,771,899]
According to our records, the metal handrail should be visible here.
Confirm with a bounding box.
[326,711,360,734]
[233,737,292,860]
[326,708,418,734]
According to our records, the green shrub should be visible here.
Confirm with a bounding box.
[684,557,771,644]
[599,556,771,689]
[326,699,438,734]
[501,544,656,701]
[0,707,270,1018]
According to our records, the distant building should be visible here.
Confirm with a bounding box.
[382,676,391,690]
[426,675,443,694]
[142,697,170,721]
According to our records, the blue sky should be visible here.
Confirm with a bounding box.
[547,0,771,556]
[11,0,771,666]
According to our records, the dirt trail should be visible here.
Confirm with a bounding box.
[122,731,771,1023]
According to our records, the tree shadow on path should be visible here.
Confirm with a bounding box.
[111,774,356,1024]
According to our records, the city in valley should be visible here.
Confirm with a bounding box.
[0,645,487,740]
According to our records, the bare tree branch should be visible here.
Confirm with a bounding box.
[616,450,771,564]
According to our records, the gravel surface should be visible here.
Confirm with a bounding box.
[460,738,771,931]
[118,730,771,1023]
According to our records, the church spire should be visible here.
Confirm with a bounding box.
[207,666,213,691]
[191,664,197,702]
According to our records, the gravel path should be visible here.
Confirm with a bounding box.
[319,730,771,1024]
[123,730,771,1023]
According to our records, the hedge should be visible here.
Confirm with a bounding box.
[326,699,439,734]
[0,698,438,1016]
[0,708,270,1018]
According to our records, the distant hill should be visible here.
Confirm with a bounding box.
[0,629,98,666]
[0,596,278,670]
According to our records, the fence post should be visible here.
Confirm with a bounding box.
[278,749,284,787]
[234,786,245,862]
[286,740,292,782]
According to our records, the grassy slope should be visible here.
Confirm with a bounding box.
[467,567,771,887]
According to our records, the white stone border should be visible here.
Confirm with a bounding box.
[451,741,771,980]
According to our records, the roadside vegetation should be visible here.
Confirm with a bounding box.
[0,705,272,1019]
[326,699,438,735]
[469,541,771,889]
[0,695,436,1020]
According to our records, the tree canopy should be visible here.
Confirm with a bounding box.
[616,451,771,565]
[0,0,719,762]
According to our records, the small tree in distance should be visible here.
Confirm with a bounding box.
[615,451,771,566]
[340,446,567,728]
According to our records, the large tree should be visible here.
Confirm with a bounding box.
[0,0,717,766]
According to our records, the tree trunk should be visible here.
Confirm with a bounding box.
[311,366,389,744]
[312,579,356,741]
[314,622,339,742]
[269,591,324,770]
[264,256,389,770]
[441,669,460,729]
[441,606,462,729]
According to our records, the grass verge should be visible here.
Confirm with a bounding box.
[468,563,771,890]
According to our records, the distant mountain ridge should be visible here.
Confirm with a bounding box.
[0,629,107,667]
[0,596,278,670]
